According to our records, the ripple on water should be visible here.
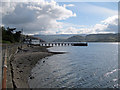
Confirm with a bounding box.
[29,43,118,88]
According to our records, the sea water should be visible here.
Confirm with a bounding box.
[28,43,119,88]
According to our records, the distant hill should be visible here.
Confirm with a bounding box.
[85,34,118,42]
[53,39,66,42]
[65,35,85,42]
[34,34,86,42]
[53,35,85,42]
[53,33,119,42]
[33,33,119,42]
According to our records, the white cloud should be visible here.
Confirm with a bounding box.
[64,4,75,7]
[62,27,92,34]
[93,15,118,33]
[1,1,118,35]
[40,26,92,35]
[1,2,17,15]
[101,15,118,25]
[1,0,119,2]
[2,0,76,34]
[42,15,118,34]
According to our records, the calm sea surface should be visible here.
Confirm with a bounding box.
[28,43,119,88]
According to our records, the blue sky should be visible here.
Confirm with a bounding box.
[58,2,118,26]
[1,1,118,35]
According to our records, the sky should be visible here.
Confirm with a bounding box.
[1,0,118,35]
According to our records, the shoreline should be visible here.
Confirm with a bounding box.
[10,45,65,88]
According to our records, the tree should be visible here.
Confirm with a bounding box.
[14,31,21,42]
[2,26,22,43]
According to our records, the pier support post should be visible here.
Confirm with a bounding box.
[64,43,66,46]
[58,43,60,46]
[51,43,53,46]
[48,43,50,46]
[55,43,57,46]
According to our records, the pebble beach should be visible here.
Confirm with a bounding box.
[9,46,64,88]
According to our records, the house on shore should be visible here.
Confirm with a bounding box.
[24,35,45,44]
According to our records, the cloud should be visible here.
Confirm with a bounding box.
[41,15,118,34]
[1,2,17,16]
[1,0,119,2]
[2,1,76,34]
[94,15,118,33]
[101,15,118,25]
[64,4,75,7]
[41,26,93,34]
[1,1,118,35]
[3,3,36,24]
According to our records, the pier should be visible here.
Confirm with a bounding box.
[24,39,88,46]
[39,42,87,46]
[39,42,72,46]
[26,41,88,46]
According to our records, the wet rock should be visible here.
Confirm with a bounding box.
[19,70,23,73]
[43,60,45,63]
[16,66,19,68]
[28,59,31,61]
[29,76,34,79]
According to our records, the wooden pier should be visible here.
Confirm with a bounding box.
[27,42,88,47]
[39,42,72,46]
[24,39,88,47]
